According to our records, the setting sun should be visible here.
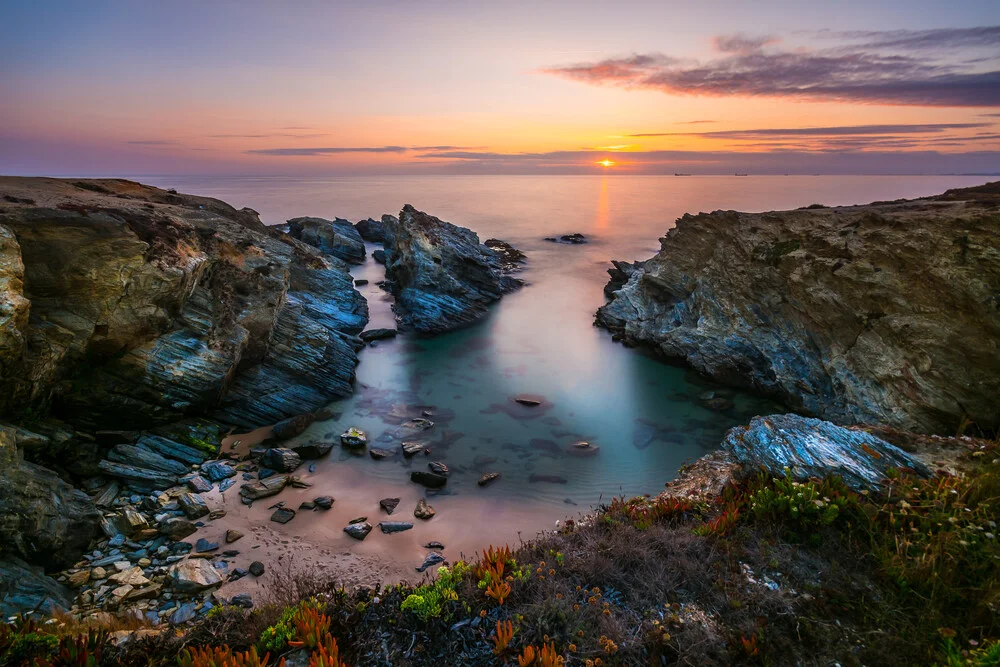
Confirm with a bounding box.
[598,159,615,168]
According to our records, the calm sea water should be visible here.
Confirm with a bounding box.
[145,175,989,528]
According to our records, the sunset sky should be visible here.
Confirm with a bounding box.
[2,0,998,175]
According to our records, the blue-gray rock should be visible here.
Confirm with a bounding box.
[262,447,301,473]
[178,493,209,519]
[169,602,197,624]
[218,478,235,492]
[596,185,1000,434]
[249,561,265,576]
[416,551,446,572]
[200,460,236,482]
[355,215,396,244]
[286,217,366,265]
[382,205,524,334]
[379,521,414,534]
[0,556,72,617]
[184,475,213,493]
[343,522,372,540]
[272,413,316,441]
[722,414,932,492]
[230,593,254,608]
[359,328,397,343]
[372,249,387,264]
[195,538,219,553]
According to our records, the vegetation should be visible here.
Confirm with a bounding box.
[7,437,999,665]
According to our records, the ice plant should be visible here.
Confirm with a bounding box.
[493,619,514,655]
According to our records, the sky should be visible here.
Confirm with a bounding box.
[1,0,999,175]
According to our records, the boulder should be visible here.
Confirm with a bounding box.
[596,183,1000,434]
[272,413,316,441]
[0,557,72,617]
[359,328,397,343]
[285,217,366,265]
[340,427,367,448]
[355,215,395,244]
[262,448,301,473]
[382,205,524,334]
[169,559,223,592]
[178,493,210,519]
[159,517,197,540]
[292,440,333,459]
[379,521,413,534]
[372,249,387,264]
[411,471,447,488]
[343,522,372,540]
[723,414,932,492]
[414,498,436,520]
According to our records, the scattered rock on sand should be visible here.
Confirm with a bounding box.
[379,521,413,534]
[478,472,501,486]
[343,522,372,540]
[270,507,296,524]
[225,529,243,543]
[340,427,367,448]
[194,538,219,553]
[249,561,265,577]
[410,471,447,488]
[416,552,446,572]
[425,541,445,550]
[379,497,400,514]
[169,559,223,592]
[262,448,301,473]
[314,496,334,510]
[240,475,289,500]
[414,498,436,520]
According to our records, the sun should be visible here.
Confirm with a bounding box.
[598,159,615,168]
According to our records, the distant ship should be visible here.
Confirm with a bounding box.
[674,173,691,176]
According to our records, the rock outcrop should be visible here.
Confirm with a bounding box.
[0,177,368,430]
[285,216,366,265]
[383,205,524,334]
[722,414,931,492]
[597,182,1000,434]
[355,215,397,245]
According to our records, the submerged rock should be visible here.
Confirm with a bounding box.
[723,414,931,492]
[340,427,367,448]
[382,205,524,334]
[359,328,397,342]
[596,183,1000,434]
[544,233,587,244]
[272,413,316,441]
[410,471,447,488]
[414,498,436,520]
[285,216,366,265]
[477,472,501,486]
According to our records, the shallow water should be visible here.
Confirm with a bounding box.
[148,174,988,578]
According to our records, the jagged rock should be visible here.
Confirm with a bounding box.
[200,460,236,482]
[603,260,644,297]
[159,518,197,540]
[428,461,449,475]
[596,183,1000,434]
[379,521,413,534]
[249,561,265,577]
[178,493,210,519]
[286,217,366,264]
[0,426,100,569]
[107,444,188,476]
[240,475,289,500]
[372,249,387,264]
[115,508,150,536]
[272,413,316,440]
[343,522,372,540]
[270,507,296,524]
[225,529,243,543]
[340,427,367,448]
[169,559,223,592]
[262,448,301,473]
[0,556,72,617]
[410,471,447,488]
[0,177,367,431]
[379,497,400,514]
[723,414,932,492]
[414,498,436,520]
[369,447,392,459]
[194,538,219,553]
[359,328,397,342]
[355,215,395,244]
[110,566,149,587]
[292,440,332,459]
[314,496,334,509]
[401,441,425,457]
[382,205,524,334]
[185,475,213,493]
[97,460,178,492]
[477,472,501,486]
[416,552,445,573]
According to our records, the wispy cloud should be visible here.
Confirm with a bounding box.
[542,28,1000,107]
[248,146,409,156]
[675,120,717,125]
[126,140,177,145]
[211,133,327,139]
[629,123,990,138]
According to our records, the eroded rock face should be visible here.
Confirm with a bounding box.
[0,177,368,429]
[0,556,72,617]
[285,216,366,265]
[0,425,100,569]
[597,182,1000,434]
[722,414,931,492]
[383,205,524,334]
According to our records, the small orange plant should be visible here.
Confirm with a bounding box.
[741,634,760,657]
[308,634,349,667]
[493,619,514,655]
[177,645,280,667]
[518,642,564,666]
[486,579,512,606]
[693,501,741,537]
[290,607,331,650]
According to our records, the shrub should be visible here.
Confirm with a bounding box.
[177,645,275,667]
[399,562,470,622]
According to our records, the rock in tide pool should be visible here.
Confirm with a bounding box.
[410,471,447,488]
[401,441,425,457]
[369,447,392,460]
[478,472,501,486]
[382,205,524,334]
[240,475,289,500]
[292,440,333,459]
[340,427,367,448]
[169,559,223,592]
[379,521,413,534]
[285,216,366,265]
[595,183,1000,434]
[428,461,449,475]
[567,441,600,457]
[416,552,446,573]
[270,507,296,524]
[379,497,400,514]
[262,448,301,473]
[544,233,587,244]
[722,414,932,492]
[359,328,397,342]
[414,498,436,520]
[514,394,544,407]
[343,522,372,540]
[271,413,316,440]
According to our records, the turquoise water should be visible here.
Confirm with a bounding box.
[147,174,989,511]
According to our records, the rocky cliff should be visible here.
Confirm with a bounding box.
[382,205,523,334]
[597,182,1000,434]
[0,177,368,431]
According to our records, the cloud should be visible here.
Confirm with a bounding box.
[410,145,483,151]
[675,120,717,125]
[211,133,327,138]
[248,146,409,156]
[628,123,989,138]
[541,29,1000,107]
[126,140,176,145]
[819,27,1000,51]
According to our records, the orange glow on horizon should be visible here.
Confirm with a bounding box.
[598,159,615,168]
